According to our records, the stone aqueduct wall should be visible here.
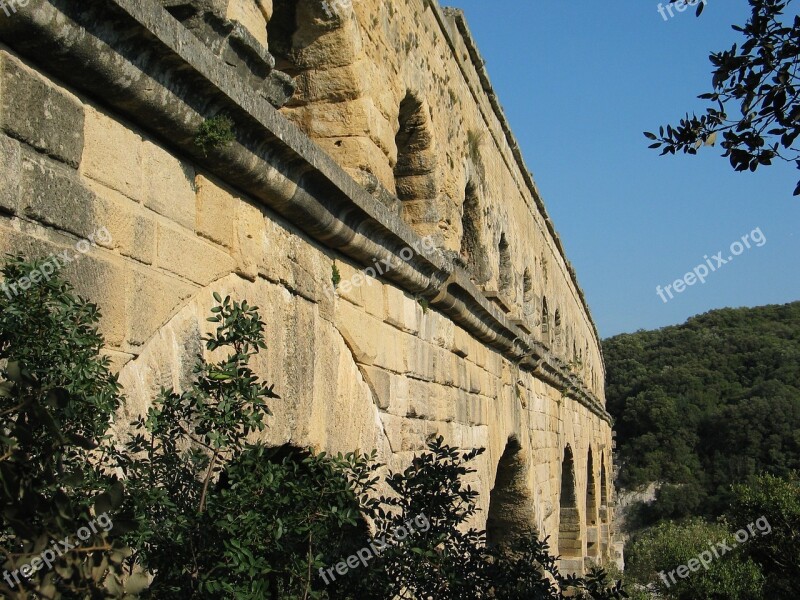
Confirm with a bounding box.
[0,0,618,571]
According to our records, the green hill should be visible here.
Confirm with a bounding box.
[604,302,800,521]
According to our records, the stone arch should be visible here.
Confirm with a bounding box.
[600,451,612,560]
[498,233,512,298]
[585,446,600,563]
[116,274,392,467]
[542,296,550,335]
[486,437,536,547]
[558,445,583,571]
[460,180,490,283]
[522,267,534,318]
[393,92,438,231]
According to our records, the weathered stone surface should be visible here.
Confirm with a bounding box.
[81,107,144,202]
[0,0,618,572]
[143,141,196,230]
[196,173,235,248]
[0,52,84,167]
[21,151,96,238]
[0,134,21,214]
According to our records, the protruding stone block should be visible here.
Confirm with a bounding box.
[0,52,84,167]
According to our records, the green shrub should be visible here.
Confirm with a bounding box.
[0,256,141,599]
[195,114,236,155]
[626,518,763,599]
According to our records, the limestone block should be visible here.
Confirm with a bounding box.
[285,97,385,141]
[380,413,427,452]
[292,61,366,104]
[21,151,96,239]
[125,266,199,348]
[287,13,363,69]
[384,285,418,334]
[361,274,384,318]
[234,198,266,280]
[0,134,21,215]
[85,180,157,265]
[406,337,436,382]
[335,299,378,365]
[360,364,391,410]
[467,362,483,394]
[226,0,269,48]
[312,136,395,192]
[196,174,235,248]
[82,107,144,202]
[143,140,196,230]
[60,251,128,347]
[334,261,364,307]
[156,222,236,285]
[0,52,84,167]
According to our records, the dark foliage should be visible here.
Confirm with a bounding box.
[646,0,800,195]
[605,302,800,522]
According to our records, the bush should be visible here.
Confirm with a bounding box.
[625,518,763,599]
[0,256,141,599]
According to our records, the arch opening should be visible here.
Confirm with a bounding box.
[497,233,514,305]
[486,438,536,547]
[523,268,534,318]
[460,181,489,283]
[586,447,600,563]
[558,445,583,570]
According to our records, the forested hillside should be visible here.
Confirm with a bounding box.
[604,302,800,522]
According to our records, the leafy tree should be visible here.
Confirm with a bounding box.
[726,473,800,598]
[350,439,491,599]
[646,0,800,195]
[0,256,141,599]
[605,302,800,519]
[625,518,764,599]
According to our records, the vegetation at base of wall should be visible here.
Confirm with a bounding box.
[0,256,144,599]
[0,256,625,599]
[604,302,800,521]
[194,114,236,155]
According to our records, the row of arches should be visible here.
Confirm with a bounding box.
[485,439,612,572]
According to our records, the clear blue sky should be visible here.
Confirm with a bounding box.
[444,0,800,338]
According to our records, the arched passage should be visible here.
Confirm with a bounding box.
[394,92,438,233]
[486,437,536,546]
[498,233,512,298]
[460,181,490,283]
[585,447,600,563]
[558,445,583,573]
[522,268,534,319]
[600,451,611,561]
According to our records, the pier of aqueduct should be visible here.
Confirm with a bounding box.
[0,0,618,572]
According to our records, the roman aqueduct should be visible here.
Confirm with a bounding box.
[0,0,619,572]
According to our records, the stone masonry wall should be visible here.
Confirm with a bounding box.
[0,0,617,572]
